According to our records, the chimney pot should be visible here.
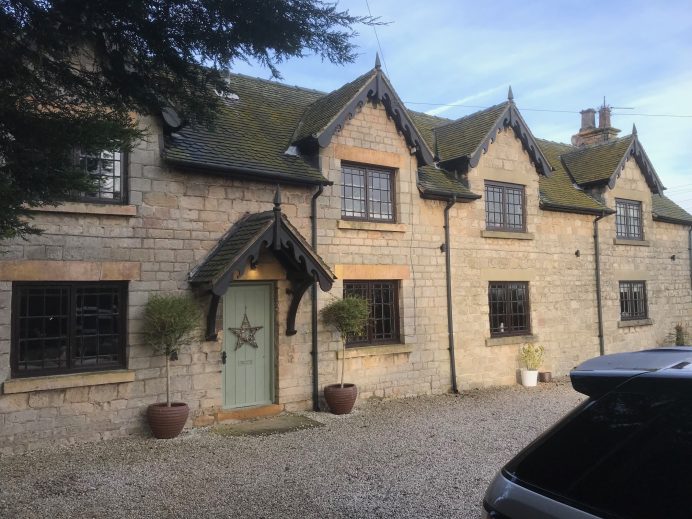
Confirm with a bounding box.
[580,109,596,131]
[598,105,612,129]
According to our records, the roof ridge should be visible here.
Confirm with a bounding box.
[408,110,453,125]
[536,137,574,148]
[227,71,328,96]
[433,101,509,132]
[563,133,634,155]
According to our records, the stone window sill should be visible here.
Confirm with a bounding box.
[618,318,654,328]
[486,334,538,347]
[613,238,650,247]
[3,369,136,394]
[481,230,534,240]
[337,343,412,359]
[337,220,407,233]
[29,202,137,217]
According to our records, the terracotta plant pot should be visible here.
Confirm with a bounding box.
[324,383,358,415]
[147,402,189,439]
[538,371,552,383]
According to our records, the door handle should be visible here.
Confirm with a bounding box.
[221,351,227,364]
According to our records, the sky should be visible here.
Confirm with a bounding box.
[230,0,692,213]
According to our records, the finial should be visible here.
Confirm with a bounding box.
[632,123,637,136]
[375,52,381,70]
[507,85,514,102]
[273,185,282,211]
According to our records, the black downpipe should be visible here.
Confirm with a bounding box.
[593,213,607,356]
[688,228,692,293]
[311,185,324,411]
[444,197,459,393]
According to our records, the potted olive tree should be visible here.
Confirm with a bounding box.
[143,294,201,438]
[519,343,544,387]
[320,296,369,414]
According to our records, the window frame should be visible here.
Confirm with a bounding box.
[615,198,643,240]
[11,281,128,378]
[488,281,532,337]
[74,150,129,205]
[343,280,400,347]
[340,163,396,223]
[484,181,526,232]
[619,280,648,321]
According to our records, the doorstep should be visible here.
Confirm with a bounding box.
[215,404,284,424]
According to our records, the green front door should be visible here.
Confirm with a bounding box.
[223,283,274,408]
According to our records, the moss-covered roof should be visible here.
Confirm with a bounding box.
[162,70,689,224]
[417,165,480,200]
[189,209,335,289]
[163,74,327,185]
[561,135,634,185]
[652,194,692,225]
[189,212,274,285]
[293,70,375,142]
[536,139,609,214]
[433,103,509,162]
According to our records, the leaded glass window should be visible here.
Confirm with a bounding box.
[77,150,126,203]
[12,282,127,377]
[485,181,525,232]
[615,199,643,240]
[488,282,531,337]
[343,280,399,346]
[341,165,394,222]
[619,281,648,321]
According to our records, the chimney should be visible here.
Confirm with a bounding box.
[580,108,596,131]
[571,100,620,147]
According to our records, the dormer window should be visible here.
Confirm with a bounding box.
[341,164,394,222]
[615,199,643,240]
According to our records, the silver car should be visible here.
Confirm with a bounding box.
[483,347,692,519]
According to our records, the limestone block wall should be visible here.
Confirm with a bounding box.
[598,158,692,354]
[316,102,454,400]
[0,116,316,453]
[452,129,602,389]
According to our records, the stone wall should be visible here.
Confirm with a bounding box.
[0,117,317,453]
[316,102,453,400]
[0,106,690,453]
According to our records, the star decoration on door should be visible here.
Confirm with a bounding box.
[229,312,263,351]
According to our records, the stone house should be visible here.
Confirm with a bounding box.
[1,59,691,453]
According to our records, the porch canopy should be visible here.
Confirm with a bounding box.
[189,191,335,339]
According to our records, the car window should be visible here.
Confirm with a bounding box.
[505,390,692,518]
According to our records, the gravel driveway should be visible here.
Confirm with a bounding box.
[0,381,584,519]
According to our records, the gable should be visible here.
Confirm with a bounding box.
[432,101,552,177]
[561,132,664,194]
[292,64,435,165]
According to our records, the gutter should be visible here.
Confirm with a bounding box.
[443,196,459,393]
[164,156,333,187]
[593,212,610,356]
[310,185,324,411]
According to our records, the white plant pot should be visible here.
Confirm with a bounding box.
[521,369,539,387]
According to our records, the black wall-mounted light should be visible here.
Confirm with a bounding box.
[250,259,258,270]
[671,254,677,261]
[575,250,580,257]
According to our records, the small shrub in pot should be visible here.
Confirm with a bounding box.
[143,294,201,438]
[320,296,368,414]
[519,343,544,387]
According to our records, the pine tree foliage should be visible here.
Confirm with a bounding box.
[0,0,374,238]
